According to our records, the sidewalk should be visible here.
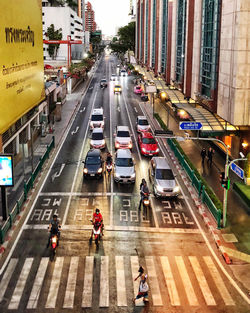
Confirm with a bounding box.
[138,69,250,258]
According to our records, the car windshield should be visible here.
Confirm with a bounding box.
[115,85,120,88]
[112,74,116,77]
[91,115,103,121]
[86,156,100,165]
[116,158,133,167]
[155,169,174,180]
[92,133,103,140]
[142,137,156,144]
[101,79,106,83]
[117,131,129,137]
[121,70,126,72]
[136,86,141,90]
[139,119,149,125]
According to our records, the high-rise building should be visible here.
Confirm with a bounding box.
[85,2,97,32]
[136,0,250,157]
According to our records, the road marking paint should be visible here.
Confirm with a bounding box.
[134,107,138,113]
[0,258,18,302]
[130,256,144,306]
[204,256,235,305]
[8,258,34,310]
[63,256,79,308]
[160,256,180,305]
[117,106,120,112]
[115,256,127,306]
[27,257,49,309]
[51,163,65,182]
[175,256,198,306]
[99,256,109,307]
[145,256,163,306]
[71,126,79,135]
[189,256,216,306]
[109,63,114,228]
[82,256,94,307]
[45,257,64,308]
[62,92,97,225]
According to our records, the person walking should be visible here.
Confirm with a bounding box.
[201,148,206,165]
[207,147,214,167]
[133,274,149,304]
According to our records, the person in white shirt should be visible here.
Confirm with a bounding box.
[133,274,149,303]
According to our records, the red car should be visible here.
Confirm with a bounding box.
[138,132,159,156]
[134,85,143,94]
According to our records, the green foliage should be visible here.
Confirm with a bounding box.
[109,42,127,54]
[46,24,62,59]
[153,113,223,212]
[244,153,250,178]
[117,22,135,51]
[127,63,135,70]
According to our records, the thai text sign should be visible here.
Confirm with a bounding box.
[0,0,45,134]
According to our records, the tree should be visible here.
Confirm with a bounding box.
[46,24,62,59]
[244,153,250,185]
[117,22,135,51]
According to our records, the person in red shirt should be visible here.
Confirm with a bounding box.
[92,208,104,236]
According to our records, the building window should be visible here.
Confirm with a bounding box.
[176,0,187,83]
[161,0,168,73]
[200,0,220,97]
[152,0,156,67]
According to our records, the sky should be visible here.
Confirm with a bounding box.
[88,0,135,36]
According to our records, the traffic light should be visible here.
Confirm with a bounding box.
[219,172,230,190]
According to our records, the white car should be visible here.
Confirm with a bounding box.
[90,128,105,149]
[120,69,127,77]
[110,74,118,81]
[136,116,151,132]
[90,108,104,130]
[114,149,136,183]
[114,126,132,149]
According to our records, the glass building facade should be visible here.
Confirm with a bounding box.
[145,0,149,63]
[161,0,168,73]
[176,0,186,82]
[151,0,156,67]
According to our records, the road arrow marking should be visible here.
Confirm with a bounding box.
[71,126,79,135]
[51,163,65,182]
[134,107,138,113]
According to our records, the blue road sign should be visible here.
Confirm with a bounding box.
[231,163,244,179]
[179,122,203,130]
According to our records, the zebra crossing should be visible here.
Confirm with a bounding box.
[0,254,235,310]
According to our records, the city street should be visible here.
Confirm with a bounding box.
[0,55,249,313]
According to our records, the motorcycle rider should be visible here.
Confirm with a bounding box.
[138,179,149,210]
[47,214,61,248]
[106,152,112,164]
[91,208,104,236]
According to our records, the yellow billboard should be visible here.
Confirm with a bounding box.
[0,0,45,134]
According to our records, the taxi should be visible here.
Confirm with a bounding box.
[114,84,122,94]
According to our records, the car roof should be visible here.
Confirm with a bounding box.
[101,78,107,81]
[86,149,101,157]
[92,128,103,134]
[111,74,116,76]
[152,157,171,169]
[92,108,103,115]
[137,115,147,120]
[116,149,132,158]
[117,125,129,132]
[141,132,154,138]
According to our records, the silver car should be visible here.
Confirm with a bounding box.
[149,157,179,197]
[90,128,105,149]
[114,149,136,184]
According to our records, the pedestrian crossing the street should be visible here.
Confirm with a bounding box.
[0,255,235,310]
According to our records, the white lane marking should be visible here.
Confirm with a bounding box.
[45,257,64,308]
[0,258,18,302]
[27,258,49,309]
[204,256,235,306]
[145,256,163,306]
[51,163,65,182]
[63,256,79,308]
[175,256,198,306]
[82,256,94,307]
[130,256,144,306]
[89,86,93,90]
[116,256,127,306]
[62,91,97,225]
[109,61,114,227]
[12,175,24,192]
[160,256,180,306]
[71,126,79,135]
[117,106,120,112]
[122,94,142,161]
[80,107,85,113]
[150,197,159,228]
[99,256,109,307]
[8,258,34,310]
[134,107,138,113]
[189,256,216,306]
[0,67,96,277]
[24,224,200,234]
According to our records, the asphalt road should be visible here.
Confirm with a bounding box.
[0,54,249,313]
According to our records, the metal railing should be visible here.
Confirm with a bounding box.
[0,137,55,244]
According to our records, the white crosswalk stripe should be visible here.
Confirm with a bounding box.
[27,257,49,309]
[8,258,34,310]
[0,255,238,309]
[45,257,64,308]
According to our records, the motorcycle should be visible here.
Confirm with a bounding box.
[48,226,60,260]
[142,193,150,220]
[89,220,102,248]
[106,161,112,174]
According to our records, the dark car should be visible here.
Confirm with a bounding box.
[141,93,149,101]
[83,149,103,178]
[100,79,108,88]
